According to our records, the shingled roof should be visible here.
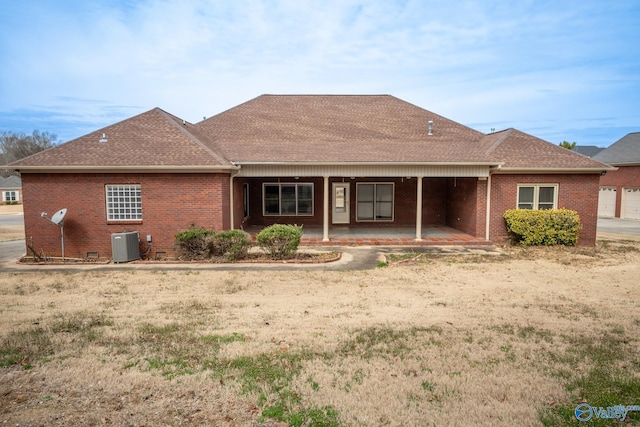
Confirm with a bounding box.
[593,132,640,165]
[484,129,611,170]
[192,95,494,163]
[11,108,233,170]
[11,95,611,172]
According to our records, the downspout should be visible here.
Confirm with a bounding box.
[229,166,240,229]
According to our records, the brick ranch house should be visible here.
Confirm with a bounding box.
[593,132,640,219]
[11,95,612,259]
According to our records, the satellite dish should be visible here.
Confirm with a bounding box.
[50,208,67,225]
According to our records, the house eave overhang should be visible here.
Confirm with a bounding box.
[233,161,503,167]
[232,161,503,178]
[13,165,239,173]
[601,162,640,167]
[492,167,616,174]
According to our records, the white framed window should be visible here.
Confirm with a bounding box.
[2,191,18,202]
[517,184,558,210]
[356,182,394,221]
[263,183,313,216]
[106,184,142,221]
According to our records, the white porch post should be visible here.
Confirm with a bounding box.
[229,174,235,229]
[415,176,423,241]
[323,176,330,241]
[485,174,492,241]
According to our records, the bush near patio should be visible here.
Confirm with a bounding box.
[174,226,252,261]
[256,224,303,260]
[504,208,582,246]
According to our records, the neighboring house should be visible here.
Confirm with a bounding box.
[0,175,22,204]
[573,146,605,158]
[11,95,612,259]
[593,132,640,219]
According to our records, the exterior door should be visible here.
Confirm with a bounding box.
[332,183,350,224]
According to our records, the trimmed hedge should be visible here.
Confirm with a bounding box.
[256,224,303,260]
[174,227,252,261]
[174,226,216,260]
[503,209,582,246]
[210,230,253,260]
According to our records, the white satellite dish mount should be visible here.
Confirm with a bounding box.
[41,208,67,260]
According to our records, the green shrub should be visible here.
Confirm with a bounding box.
[174,226,215,260]
[256,224,303,260]
[503,209,582,246]
[210,230,253,261]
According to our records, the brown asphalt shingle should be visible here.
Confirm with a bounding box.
[11,108,231,168]
[10,95,612,171]
[485,129,611,169]
[193,95,493,163]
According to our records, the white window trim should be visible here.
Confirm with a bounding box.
[356,182,395,222]
[262,183,314,216]
[2,190,18,202]
[105,184,142,221]
[516,184,558,210]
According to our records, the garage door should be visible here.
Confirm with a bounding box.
[622,188,640,219]
[598,187,616,217]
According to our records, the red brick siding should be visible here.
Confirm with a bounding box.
[489,174,599,246]
[446,178,487,238]
[598,165,640,217]
[21,173,229,258]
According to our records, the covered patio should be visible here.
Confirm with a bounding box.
[245,225,491,246]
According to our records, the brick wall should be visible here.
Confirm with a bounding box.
[489,174,600,246]
[598,165,640,217]
[445,177,487,238]
[22,172,230,259]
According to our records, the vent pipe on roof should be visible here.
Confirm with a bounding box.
[428,121,433,136]
[99,133,108,143]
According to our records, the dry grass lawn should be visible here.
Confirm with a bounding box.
[1,238,639,426]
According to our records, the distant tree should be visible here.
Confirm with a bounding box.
[559,140,577,150]
[0,130,58,176]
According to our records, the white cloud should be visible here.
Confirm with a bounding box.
[0,0,638,145]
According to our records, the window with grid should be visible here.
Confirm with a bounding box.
[105,184,142,220]
[263,183,313,216]
[356,183,394,221]
[3,191,18,202]
[517,184,557,210]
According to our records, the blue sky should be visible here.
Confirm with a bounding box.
[1,0,638,147]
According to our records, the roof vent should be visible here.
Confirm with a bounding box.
[99,133,108,143]
[428,121,433,136]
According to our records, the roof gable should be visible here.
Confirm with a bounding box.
[485,129,611,170]
[9,95,613,172]
[573,145,604,157]
[11,108,231,169]
[593,132,640,165]
[192,95,494,163]
[0,175,21,188]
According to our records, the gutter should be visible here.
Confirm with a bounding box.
[13,165,240,173]
[492,166,616,174]
[233,161,504,167]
